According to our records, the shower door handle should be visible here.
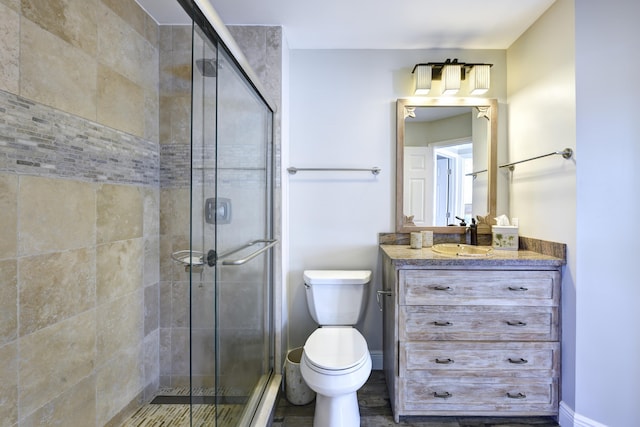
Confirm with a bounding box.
[220,239,278,266]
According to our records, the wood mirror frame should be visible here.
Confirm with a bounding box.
[396,97,497,233]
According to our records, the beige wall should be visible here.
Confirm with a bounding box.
[506,0,576,414]
[0,0,160,425]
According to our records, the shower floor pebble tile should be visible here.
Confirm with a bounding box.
[273,371,560,427]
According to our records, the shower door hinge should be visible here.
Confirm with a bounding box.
[206,250,217,267]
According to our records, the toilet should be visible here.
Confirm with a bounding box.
[300,270,372,427]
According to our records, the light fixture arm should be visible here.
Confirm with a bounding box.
[411,58,493,80]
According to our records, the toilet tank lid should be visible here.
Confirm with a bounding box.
[303,270,372,285]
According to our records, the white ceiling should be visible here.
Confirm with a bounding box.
[135,0,556,50]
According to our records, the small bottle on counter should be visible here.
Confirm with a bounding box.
[470,218,478,245]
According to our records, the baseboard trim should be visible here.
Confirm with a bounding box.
[370,350,383,370]
[559,401,608,427]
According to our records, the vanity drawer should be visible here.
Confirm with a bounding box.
[400,269,560,306]
[400,305,558,341]
[400,341,560,374]
[400,376,558,415]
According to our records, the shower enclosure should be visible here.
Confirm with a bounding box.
[168,1,278,425]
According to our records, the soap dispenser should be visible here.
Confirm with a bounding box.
[470,218,478,245]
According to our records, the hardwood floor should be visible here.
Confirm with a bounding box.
[272,370,560,427]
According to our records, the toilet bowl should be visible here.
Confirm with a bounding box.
[299,270,373,427]
[301,327,372,427]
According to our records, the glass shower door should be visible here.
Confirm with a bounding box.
[190,23,274,427]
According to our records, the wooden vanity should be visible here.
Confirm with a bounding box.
[380,243,564,422]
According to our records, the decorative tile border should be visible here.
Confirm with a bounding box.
[160,144,190,188]
[0,89,159,186]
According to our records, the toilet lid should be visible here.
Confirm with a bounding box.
[304,328,369,371]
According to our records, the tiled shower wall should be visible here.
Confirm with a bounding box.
[157,24,198,388]
[0,0,160,425]
[0,0,284,424]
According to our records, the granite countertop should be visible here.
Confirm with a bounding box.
[380,244,565,268]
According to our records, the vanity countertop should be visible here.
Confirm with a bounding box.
[380,244,565,268]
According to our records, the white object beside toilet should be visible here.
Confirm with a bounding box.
[300,270,373,427]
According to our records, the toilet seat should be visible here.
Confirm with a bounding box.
[303,327,369,375]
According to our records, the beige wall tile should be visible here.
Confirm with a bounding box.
[0,0,19,13]
[170,94,191,145]
[21,375,96,427]
[97,2,157,91]
[100,0,146,40]
[144,13,158,47]
[159,95,172,144]
[19,248,96,336]
[143,330,159,399]
[159,188,190,238]
[169,26,192,95]
[21,0,98,56]
[170,328,189,376]
[143,188,160,285]
[143,186,160,237]
[161,234,189,282]
[97,183,143,244]
[159,328,171,377]
[96,290,143,367]
[96,238,143,304]
[144,283,159,336]
[0,2,19,94]
[0,174,17,258]
[144,87,160,143]
[144,236,160,287]
[96,345,143,425]
[0,342,18,426]
[171,282,189,328]
[0,260,17,346]
[19,310,96,417]
[18,176,95,256]
[20,17,97,121]
[97,65,145,137]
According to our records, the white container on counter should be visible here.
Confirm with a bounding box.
[492,225,519,250]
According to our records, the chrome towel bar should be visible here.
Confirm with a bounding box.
[467,148,573,177]
[287,166,381,175]
[500,147,573,170]
[220,239,278,266]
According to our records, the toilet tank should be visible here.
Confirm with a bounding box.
[303,270,371,325]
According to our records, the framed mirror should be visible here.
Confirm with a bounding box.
[396,98,497,233]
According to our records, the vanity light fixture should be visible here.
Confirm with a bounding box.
[469,64,491,95]
[411,59,493,95]
[441,62,462,94]
[413,64,432,95]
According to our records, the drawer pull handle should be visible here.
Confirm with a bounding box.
[433,285,452,291]
[435,358,454,364]
[506,320,527,327]
[508,358,529,364]
[433,391,452,399]
[506,392,527,399]
[508,286,529,291]
[433,321,453,327]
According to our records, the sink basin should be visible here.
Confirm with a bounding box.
[431,243,493,257]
